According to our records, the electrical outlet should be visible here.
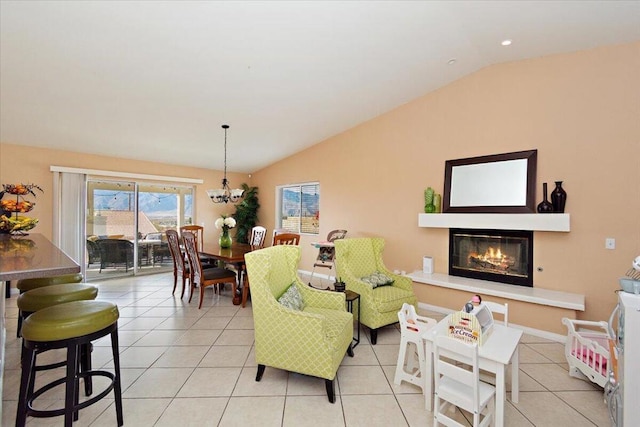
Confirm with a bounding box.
[605,238,616,250]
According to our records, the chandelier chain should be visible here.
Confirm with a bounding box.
[223,125,228,180]
[206,124,244,204]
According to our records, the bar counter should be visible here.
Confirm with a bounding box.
[0,233,81,419]
[0,233,80,281]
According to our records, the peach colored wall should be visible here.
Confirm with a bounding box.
[0,143,248,246]
[251,42,640,333]
[2,42,638,333]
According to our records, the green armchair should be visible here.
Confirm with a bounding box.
[244,245,354,403]
[334,237,418,344]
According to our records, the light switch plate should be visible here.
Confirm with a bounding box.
[605,238,616,250]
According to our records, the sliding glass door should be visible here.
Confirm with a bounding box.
[85,179,194,281]
[86,180,137,280]
[137,183,193,274]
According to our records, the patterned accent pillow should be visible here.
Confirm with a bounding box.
[360,272,395,289]
[277,282,304,311]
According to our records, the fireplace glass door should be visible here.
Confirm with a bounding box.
[449,228,533,287]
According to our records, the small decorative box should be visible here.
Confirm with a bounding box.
[447,304,494,346]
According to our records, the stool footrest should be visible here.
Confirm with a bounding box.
[27,370,116,419]
[34,359,66,372]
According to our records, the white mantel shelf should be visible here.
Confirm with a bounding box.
[418,213,570,232]
[408,271,585,311]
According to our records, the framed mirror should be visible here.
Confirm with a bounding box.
[443,149,537,213]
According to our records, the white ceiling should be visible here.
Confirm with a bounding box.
[1,1,639,173]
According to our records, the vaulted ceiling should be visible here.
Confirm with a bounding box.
[1,1,639,173]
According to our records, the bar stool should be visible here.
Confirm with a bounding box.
[394,303,436,393]
[16,273,84,293]
[17,283,99,394]
[16,300,123,427]
[17,283,98,322]
[16,273,84,337]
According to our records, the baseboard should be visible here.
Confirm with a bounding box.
[298,269,333,282]
[298,269,566,343]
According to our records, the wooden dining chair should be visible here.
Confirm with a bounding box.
[249,226,267,248]
[272,228,288,240]
[273,233,300,246]
[240,226,268,308]
[165,230,190,298]
[179,225,204,251]
[182,232,237,309]
[180,224,217,265]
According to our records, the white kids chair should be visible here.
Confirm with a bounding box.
[433,334,496,427]
[394,303,437,392]
[482,301,509,326]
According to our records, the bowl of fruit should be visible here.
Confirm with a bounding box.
[0,215,39,235]
[0,199,34,213]
[1,183,42,234]
[2,183,43,196]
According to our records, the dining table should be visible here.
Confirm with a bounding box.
[0,233,81,420]
[132,238,164,265]
[422,314,523,427]
[201,242,258,305]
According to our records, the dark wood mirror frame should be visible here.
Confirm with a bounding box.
[443,149,537,213]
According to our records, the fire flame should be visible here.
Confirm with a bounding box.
[467,246,515,271]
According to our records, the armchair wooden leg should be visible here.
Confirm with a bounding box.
[325,379,335,403]
[241,280,250,308]
[370,328,378,345]
[256,364,266,381]
[347,344,354,357]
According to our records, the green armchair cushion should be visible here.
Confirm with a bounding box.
[335,237,418,332]
[278,283,304,311]
[372,285,416,313]
[360,272,394,289]
[244,245,353,381]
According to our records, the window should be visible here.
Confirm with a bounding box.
[277,183,319,235]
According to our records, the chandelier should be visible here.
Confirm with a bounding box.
[206,124,244,204]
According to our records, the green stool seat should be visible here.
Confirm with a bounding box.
[17,300,123,426]
[22,300,119,342]
[17,284,98,314]
[17,273,83,292]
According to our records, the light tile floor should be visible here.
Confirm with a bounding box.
[2,272,609,426]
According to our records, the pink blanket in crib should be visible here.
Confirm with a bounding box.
[571,347,608,376]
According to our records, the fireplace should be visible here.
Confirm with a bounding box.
[449,228,533,287]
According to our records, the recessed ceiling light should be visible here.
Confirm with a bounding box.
[447,58,457,65]
[501,39,512,46]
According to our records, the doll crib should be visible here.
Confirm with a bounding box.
[562,317,611,388]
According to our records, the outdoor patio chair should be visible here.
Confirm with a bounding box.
[95,239,135,272]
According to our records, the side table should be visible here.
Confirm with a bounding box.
[344,289,360,348]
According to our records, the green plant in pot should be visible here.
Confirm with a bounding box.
[334,278,346,292]
[233,183,260,244]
